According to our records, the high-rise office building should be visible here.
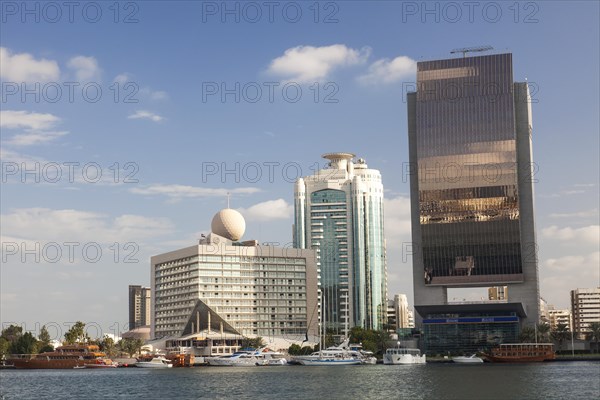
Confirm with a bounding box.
[571,287,600,339]
[129,285,151,330]
[294,153,387,332]
[407,52,539,353]
[151,208,319,343]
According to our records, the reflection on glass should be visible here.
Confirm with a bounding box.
[415,54,523,284]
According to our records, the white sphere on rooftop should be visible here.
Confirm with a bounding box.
[211,208,246,241]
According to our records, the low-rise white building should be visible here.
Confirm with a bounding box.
[150,208,319,351]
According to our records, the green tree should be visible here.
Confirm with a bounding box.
[118,338,144,357]
[64,321,89,344]
[99,336,117,357]
[241,337,265,349]
[11,332,38,354]
[1,325,23,343]
[536,323,551,343]
[37,326,54,353]
[519,326,536,343]
[551,323,570,353]
[0,337,10,360]
[588,322,600,354]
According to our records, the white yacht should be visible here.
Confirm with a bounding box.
[259,350,288,366]
[207,350,267,367]
[135,356,173,368]
[383,347,426,365]
[294,339,362,366]
[452,354,484,363]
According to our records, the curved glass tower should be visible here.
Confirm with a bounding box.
[294,153,387,333]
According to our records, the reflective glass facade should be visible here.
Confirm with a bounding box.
[294,154,387,332]
[415,53,524,285]
[423,311,520,355]
[311,189,349,331]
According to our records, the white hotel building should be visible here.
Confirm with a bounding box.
[151,209,319,346]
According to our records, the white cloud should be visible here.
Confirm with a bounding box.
[130,184,261,199]
[1,110,68,146]
[550,209,599,218]
[150,91,168,100]
[237,199,293,221]
[67,55,101,82]
[540,251,600,308]
[1,208,174,244]
[6,131,69,146]
[0,110,60,130]
[267,44,370,83]
[0,47,60,82]
[358,55,417,85]
[541,225,599,245]
[113,73,131,84]
[127,110,163,122]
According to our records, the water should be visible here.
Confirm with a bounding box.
[1,363,599,400]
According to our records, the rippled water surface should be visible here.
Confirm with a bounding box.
[1,362,599,399]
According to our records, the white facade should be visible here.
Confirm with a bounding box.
[547,307,572,331]
[294,153,387,332]
[151,228,318,342]
[571,287,600,338]
[394,294,411,329]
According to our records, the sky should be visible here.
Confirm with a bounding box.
[1,1,599,340]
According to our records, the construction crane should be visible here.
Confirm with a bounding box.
[450,45,494,58]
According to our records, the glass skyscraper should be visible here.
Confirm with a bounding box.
[294,153,387,333]
[407,53,539,354]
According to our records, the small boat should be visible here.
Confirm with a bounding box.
[484,343,555,363]
[294,339,362,366]
[135,356,173,368]
[84,359,117,368]
[207,350,267,367]
[452,354,484,363]
[259,349,288,366]
[383,347,426,365]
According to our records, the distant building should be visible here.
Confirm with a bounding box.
[151,208,319,348]
[386,300,397,331]
[394,294,412,329]
[539,297,551,325]
[571,287,600,339]
[294,153,387,333]
[408,52,539,354]
[129,285,151,330]
[407,310,415,329]
[547,307,572,331]
[488,286,509,301]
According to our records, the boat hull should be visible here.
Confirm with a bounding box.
[383,354,426,365]
[297,358,361,366]
[135,363,173,368]
[484,355,552,363]
[9,358,85,369]
[452,357,484,364]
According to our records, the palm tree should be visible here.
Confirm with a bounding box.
[588,322,600,354]
[551,323,570,353]
[536,323,551,343]
[519,326,536,343]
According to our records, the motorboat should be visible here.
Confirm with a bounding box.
[383,347,426,365]
[294,339,362,366]
[84,359,117,368]
[452,354,484,363]
[259,349,288,366]
[135,356,173,368]
[207,350,267,366]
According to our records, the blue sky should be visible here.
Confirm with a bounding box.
[1,1,598,338]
